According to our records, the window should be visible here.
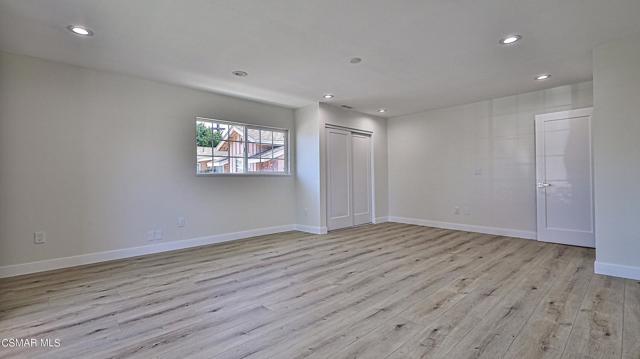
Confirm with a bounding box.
[195,118,289,175]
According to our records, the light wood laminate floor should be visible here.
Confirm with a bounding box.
[1,223,638,359]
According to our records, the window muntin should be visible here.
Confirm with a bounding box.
[196,118,289,175]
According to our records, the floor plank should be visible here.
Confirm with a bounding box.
[502,247,593,359]
[560,274,624,359]
[623,280,640,359]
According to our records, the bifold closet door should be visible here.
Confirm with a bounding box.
[326,128,353,230]
[326,127,372,231]
[351,133,372,226]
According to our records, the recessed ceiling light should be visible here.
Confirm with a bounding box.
[67,25,93,36]
[378,108,387,113]
[323,94,334,99]
[350,57,362,64]
[499,34,521,45]
[232,70,248,77]
[535,74,551,80]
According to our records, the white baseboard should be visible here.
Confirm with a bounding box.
[295,224,328,235]
[0,224,297,278]
[0,219,535,279]
[594,261,640,280]
[387,216,536,240]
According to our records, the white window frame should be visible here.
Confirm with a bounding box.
[195,117,290,176]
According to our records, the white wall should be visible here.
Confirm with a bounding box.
[388,82,593,237]
[593,33,640,279]
[0,51,296,268]
[294,104,321,228]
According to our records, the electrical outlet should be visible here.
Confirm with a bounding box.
[177,217,186,228]
[454,206,461,215]
[147,229,163,241]
[34,231,46,244]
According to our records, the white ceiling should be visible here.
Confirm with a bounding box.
[1,0,640,117]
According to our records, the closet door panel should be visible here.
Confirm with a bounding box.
[352,134,372,225]
[326,128,353,230]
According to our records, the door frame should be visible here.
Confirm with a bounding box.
[534,107,595,247]
[324,123,375,230]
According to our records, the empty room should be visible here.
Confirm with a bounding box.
[1,1,640,358]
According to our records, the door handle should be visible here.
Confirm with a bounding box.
[536,182,551,188]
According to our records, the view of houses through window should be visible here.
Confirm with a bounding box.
[196,119,288,174]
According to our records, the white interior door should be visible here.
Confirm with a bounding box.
[535,108,594,247]
[351,133,372,226]
[326,128,353,230]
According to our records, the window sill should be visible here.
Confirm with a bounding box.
[196,172,292,177]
